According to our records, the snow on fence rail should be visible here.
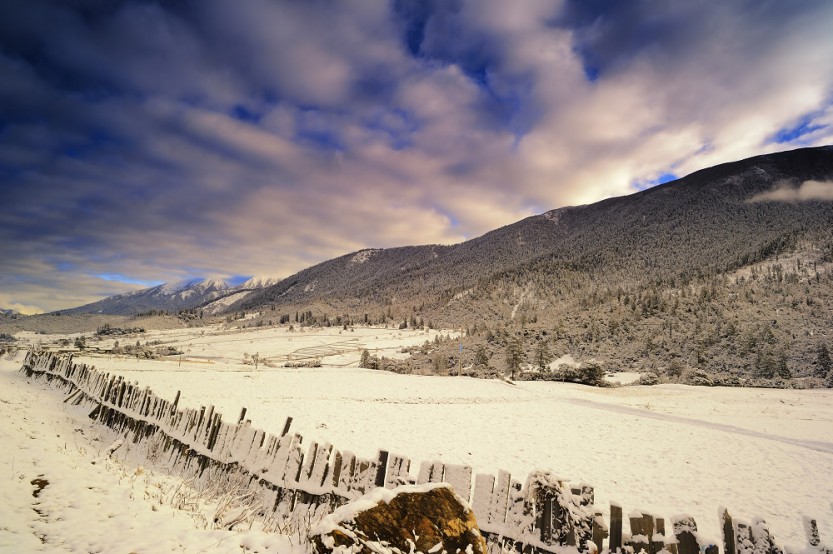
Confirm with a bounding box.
[20,350,831,554]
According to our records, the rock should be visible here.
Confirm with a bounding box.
[310,483,487,554]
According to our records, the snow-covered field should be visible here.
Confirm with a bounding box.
[0,350,303,553]
[3,323,833,552]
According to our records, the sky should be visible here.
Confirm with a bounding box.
[2,0,833,314]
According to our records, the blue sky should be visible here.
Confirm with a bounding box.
[2,0,833,313]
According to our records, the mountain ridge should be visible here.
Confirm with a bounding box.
[234,145,833,316]
[61,277,253,316]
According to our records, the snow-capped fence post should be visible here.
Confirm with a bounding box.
[490,470,511,528]
[470,473,494,528]
[592,509,609,552]
[655,517,672,554]
[524,471,595,551]
[673,515,700,554]
[575,485,595,548]
[629,511,654,554]
[805,517,821,548]
[803,516,833,554]
[384,454,412,488]
[442,464,473,505]
[417,460,444,484]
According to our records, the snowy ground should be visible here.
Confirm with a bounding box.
[58,324,456,368]
[4,323,833,552]
[0,350,301,553]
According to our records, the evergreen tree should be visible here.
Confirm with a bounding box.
[474,345,489,368]
[776,351,791,379]
[505,336,524,380]
[816,343,831,377]
[535,340,553,371]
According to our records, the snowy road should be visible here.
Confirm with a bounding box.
[561,396,833,455]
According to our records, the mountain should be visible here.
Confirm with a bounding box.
[61,276,285,317]
[230,145,833,385]
[200,276,284,315]
[237,145,833,314]
[0,308,19,317]
[238,276,282,289]
[62,278,233,316]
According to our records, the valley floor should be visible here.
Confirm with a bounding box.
[3,323,833,552]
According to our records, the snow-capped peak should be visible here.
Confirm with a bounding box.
[237,276,281,289]
[157,278,230,295]
[158,279,203,295]
[199,278,231,290]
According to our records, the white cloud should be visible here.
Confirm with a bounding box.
[749,180,833,203]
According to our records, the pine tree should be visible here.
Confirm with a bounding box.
[776,351,791,379]
[816,343,831,377]
[474,345,489,368]
[505,336,524,380]
[535,340,553,371]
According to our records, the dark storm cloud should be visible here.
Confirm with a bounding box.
[1,0,833,313]
[559,0,831,79]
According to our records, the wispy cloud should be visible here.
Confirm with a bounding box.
[2,0,833,312]
[749,180,833,203]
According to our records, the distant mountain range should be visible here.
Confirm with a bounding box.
[0,308,19,317]
[60,276,281,316]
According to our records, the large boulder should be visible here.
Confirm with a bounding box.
[310,483,486,554]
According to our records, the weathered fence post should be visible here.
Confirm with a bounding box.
[629,511,654,554]
[610,503,623,553]
[384,454,412,488]
[673,515,700,554]
[592,509,609,553]
[721,508,735,554]
[471,473,495,531]
[374,450,389,488]
[804,516,821,548]
[442,464,473,505]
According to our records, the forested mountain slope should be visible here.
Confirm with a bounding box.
[232,146,833,385]
[237,146,833,315]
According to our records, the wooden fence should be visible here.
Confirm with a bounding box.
[20,350,830,554]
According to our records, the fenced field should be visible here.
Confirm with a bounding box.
[21,350,832,553]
